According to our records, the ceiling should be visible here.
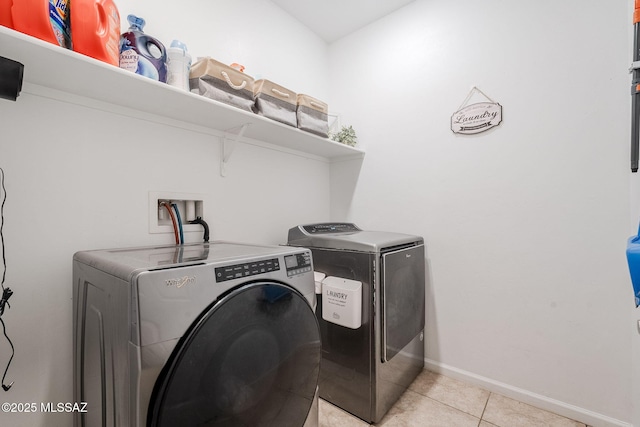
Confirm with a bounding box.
[270,0,416,43]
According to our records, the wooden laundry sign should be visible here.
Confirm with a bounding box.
[451,87,502,135]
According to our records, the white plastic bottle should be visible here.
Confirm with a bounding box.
[166,40,192,91]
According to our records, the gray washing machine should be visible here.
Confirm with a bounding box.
[287,223,425,424]
[72,242,321,427]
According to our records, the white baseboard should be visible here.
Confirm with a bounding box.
[424,358,631,427]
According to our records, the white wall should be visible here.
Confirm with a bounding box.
[0,1,329,426]
[329,1,632,426]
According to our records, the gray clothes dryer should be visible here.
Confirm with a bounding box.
[72,242,321,427]
[287,223,425,424]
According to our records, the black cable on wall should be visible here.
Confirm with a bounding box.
[0,168,14,391]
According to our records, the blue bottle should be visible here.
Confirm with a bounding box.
[119,15,167,82]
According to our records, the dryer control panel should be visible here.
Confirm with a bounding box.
[215,258,280,282]
[302,223,360,234]
[284,252,312,277]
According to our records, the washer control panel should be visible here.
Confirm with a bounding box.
[215,258,280,282]
[284,252,312,277]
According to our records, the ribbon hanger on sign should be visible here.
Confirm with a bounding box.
[456,86,497,110]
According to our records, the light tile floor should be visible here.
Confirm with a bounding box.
[319,369,589,427]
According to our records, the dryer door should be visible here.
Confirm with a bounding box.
[148,281,321,427]
[381,244,425,362]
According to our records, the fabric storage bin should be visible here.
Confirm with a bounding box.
[296,94,329,137]
[253,79,297,127]
[189,57,255,112]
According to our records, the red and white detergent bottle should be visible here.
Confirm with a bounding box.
[71,0,121,66]
[11,0,71,48]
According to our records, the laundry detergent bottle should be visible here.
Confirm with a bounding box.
[11,0,71,48]
[0,0,13,29]
[166,40,191,91]
[70,0,120,66]
[119,15,167,82]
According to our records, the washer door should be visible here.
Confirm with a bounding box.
[148,281,321,427]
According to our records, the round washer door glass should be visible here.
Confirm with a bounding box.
[148,281,321,427]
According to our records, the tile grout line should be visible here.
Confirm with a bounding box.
[478,391,491,426]
[407,388,486,425]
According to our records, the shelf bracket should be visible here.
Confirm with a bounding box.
[220,123,250,177]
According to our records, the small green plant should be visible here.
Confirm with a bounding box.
[331,125,357,147]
